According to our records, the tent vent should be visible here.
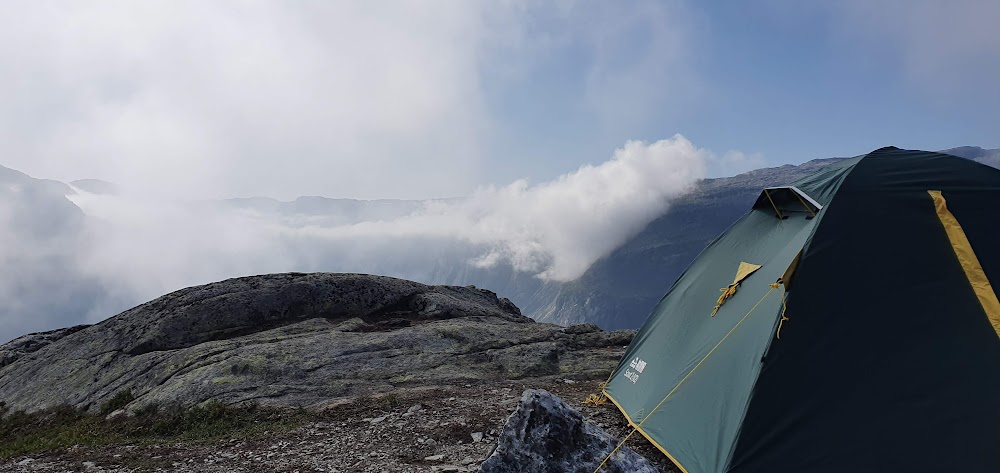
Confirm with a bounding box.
[753,186,822,219]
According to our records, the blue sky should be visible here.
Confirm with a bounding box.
[0,1,996,199]
[482,1,999,186]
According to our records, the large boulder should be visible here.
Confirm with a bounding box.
[0,273,633,413]
[480,389,657,473]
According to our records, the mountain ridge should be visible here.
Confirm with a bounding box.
[0,273,632,414]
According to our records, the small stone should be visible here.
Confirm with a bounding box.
[471,432,484,443]
[82,461,97,469]
[105,409,126,420]
[407,404,422,414]
[370,415,388,424]
[16,459,33,466]
[431,466,462,473]
[424,454,445,462]
[461,457,476,465]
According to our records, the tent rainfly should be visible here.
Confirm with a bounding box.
[601,147,1000,473]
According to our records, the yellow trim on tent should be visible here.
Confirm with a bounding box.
[928,190,1000,338]
[601,389,690,473]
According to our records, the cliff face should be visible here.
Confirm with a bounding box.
[0,273,632,414]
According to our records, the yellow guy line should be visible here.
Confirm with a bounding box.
[593,285,778,473]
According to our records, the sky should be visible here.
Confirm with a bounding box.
[0,0,996,201]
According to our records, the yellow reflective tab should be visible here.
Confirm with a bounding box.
[711,262,762,317]
[928,190,1000,338]
[734,261,762,284]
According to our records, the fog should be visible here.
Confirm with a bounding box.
[0,135,711,342]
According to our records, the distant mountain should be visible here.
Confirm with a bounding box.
[70,179,119,195]
[941,146,1000,169]
[219,196,427,227]
[0,165,109,340]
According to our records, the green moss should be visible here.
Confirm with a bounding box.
[390,374,416,383]
[99,390,135,415]
[210,376,240,384]
[0,401,312,460]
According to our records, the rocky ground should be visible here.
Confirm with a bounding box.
[0,378,679,473]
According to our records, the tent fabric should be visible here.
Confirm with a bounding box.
[603,147,1000,473]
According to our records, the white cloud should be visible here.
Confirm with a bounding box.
[708,150,767,177]
[479,0,701,129]
[0,1,702,202]
[0,1,489,200]
[298,135,708,280]
[58,135,708,328]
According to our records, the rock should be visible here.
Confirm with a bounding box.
[15,459,33,466]
[562,323,601,335]
[82,461,96,469]
[461,457,477,465]
[369,415,388,424]
[105,409,125,420]
[470,432,484,443]
[0,325,89,369]
[432,466,463,473]
[424,454,445,462]
[479,389,657,473]
[0,273,631,414]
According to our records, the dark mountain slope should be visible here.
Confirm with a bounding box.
[0,165,109,340]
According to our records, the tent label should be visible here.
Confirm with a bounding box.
[625,357,647,383]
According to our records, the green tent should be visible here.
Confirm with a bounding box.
[603,147,1000,473]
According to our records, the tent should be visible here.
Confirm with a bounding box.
[602,147,1000,473]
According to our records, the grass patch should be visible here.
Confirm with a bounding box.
[0,393,313,460]
[99,389,135,415]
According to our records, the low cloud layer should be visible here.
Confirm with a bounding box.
[0,136,710,342]
[296,135,708,280]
